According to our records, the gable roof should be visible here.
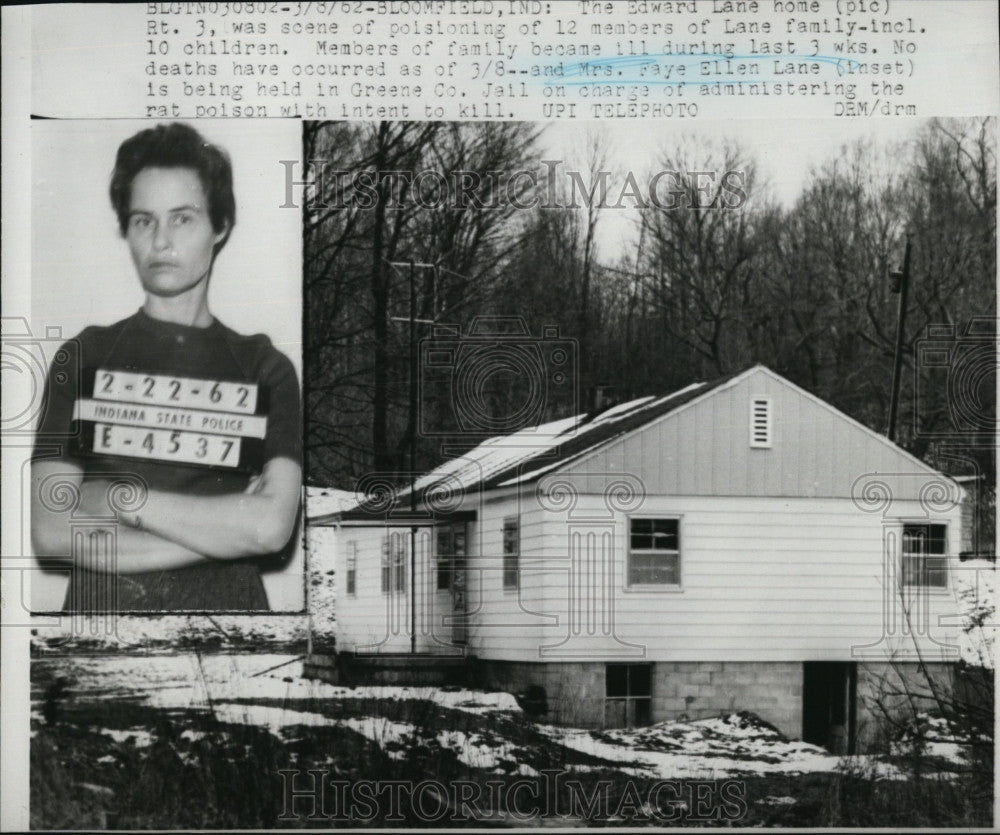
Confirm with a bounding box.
[315,364,956,524]
[322,368,744,523]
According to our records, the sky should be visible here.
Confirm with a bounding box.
[537,118,929,258]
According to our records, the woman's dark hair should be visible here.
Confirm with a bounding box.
[109,123,235,253]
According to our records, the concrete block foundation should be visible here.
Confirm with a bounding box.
[473,658,964,752]
[472,659,804,739]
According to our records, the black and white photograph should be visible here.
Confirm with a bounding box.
[22,115,997,829]
[28,119,304,613]
[2,1,998,832]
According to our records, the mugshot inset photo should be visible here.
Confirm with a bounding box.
[29,120,304,613]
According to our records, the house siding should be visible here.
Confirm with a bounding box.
[464,496,558,660]
[332,525,443,654]
[565,368,950,501]
[464,493,962,664]
[311,366,967,740]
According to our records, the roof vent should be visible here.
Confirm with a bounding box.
[750,396,772,448]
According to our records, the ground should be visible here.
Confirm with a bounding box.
[30,650,990,829]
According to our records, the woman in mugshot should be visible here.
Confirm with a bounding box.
[31,123,301,611]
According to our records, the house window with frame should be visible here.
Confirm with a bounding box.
[901,523,948,588]
[502,516,519,590]
[345,541,357,596]
[436,524,467,591]
[393,535,407,592]
[380,537,390,593]
[437,528,453,591]
[628,518,680,586]
[380,532,407,594]
[605,663,652,727]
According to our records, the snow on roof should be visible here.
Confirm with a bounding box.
[587,394,657,424]
[495,386,708,488]
[305,486,360,519]
[391,383,712,502]
[323,370,757,522]
[316,381,725,522]
[399,412,585,501]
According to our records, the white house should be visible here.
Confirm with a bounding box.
[307,365,966,751]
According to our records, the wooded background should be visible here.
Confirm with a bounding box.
[302,118,995,550]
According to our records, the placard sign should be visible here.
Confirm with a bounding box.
[73,368,268,472]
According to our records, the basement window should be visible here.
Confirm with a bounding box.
[750,396,772,448]
[901,523,948,588]
[605,663,652,727]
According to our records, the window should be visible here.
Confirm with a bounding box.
[345,542,357,596]
[502,516,519,590]
[380,532,407,594]
[902,523,948,588]
[436,524,467,591]
[605,663,652,727]
[437,528,453,591]
[380,537,390,593]
[393,535,407,592]
[628,518,680,586]
[750,396,772,448]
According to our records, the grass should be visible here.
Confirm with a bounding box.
[818,760,992,828]
[30,656,994,829]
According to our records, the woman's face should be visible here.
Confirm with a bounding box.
[125,167,227,299]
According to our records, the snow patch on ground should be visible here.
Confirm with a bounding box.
[305,525,338,632]
[211,704,332,736]
[890,713,981,765]
[435,729,534,773]
[538,713,919,780]
[540,713,844,779]
[193,702,420,761]
[37,654,520,718]
[79,782,114,796]
[97,728,154,748]
[338,717,419,760]
[35,654,979,782]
